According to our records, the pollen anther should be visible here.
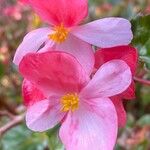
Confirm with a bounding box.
[61,93,79,112]
[48,24,69,43]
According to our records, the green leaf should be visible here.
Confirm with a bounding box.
[46,124,64,150]
[115,144,123,150]
[0,125,49,150]
[126,113,136,128]
[0,63,4,78]
[140,56,150,69]
[131,15,150,54]
[137,115,150,126]
[131,15,150,69]
[140,86,150,105]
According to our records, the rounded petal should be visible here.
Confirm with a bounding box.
[95,46,138,75]
[22,79,45,107]
[95,46,138,100]
[19,51,89,97]
[13,27,51,65]
[26,99,64,132]
[54,34,95,75]
[120,81,135,99]
[111,97,126,127]
[71,17,133,48]
[59,98,118,150]
[29,0,88,27]
[80,60,132,98]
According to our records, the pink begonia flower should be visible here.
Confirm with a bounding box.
[20,50,132,150]
[14,0,133,75]
[95,46,138,127]
[20,0,29,3]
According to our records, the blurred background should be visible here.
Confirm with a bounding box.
[0,0,150,150]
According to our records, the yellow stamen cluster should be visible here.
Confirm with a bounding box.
[61,93,79,112]
[48,24,69,43]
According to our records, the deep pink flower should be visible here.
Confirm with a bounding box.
[20,50,132,150]
[19,0,29,4]
[95,46,138,127]
[14,0,133,75]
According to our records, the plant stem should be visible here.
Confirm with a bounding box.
[0,114,24,137]
[134,76,150,86]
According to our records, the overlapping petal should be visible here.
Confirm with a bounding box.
[26,99,65,132]
[12,0,136,149]
[71,17,133,48]
[95,46,138,74]
[22,79,45,107]
[95,46,138,99]
[81,60,132,98]
[111,97,126,127]
[111,82,135,127]
[28,0,88,26]
[19,51,89,97]
[120,81,135,99]
[54,34,95,75]
[13,27,52,65]
[94,46,137,127]
[60,98,117,150]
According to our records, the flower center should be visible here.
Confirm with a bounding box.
[61,93,79,112]
[48,24,69,43]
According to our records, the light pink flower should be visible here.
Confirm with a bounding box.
[95,46,138,127]
[20,51,132,150]
[14,0,133,75]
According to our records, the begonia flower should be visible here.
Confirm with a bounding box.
[14,0,133,75]
[19,0,29,4]
[95,46,138,127]
[20,50,132,150]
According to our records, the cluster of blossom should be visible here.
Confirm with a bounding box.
[14,0,138,150]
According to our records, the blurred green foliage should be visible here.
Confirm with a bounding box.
[0,125,49,150]
[0,63,4,79]
[131,15,150,69]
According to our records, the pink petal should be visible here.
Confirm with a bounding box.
[71,17,133,48]
[29,0,88,27]
[120,81,135,99]
[38,40,55,53]
[19,0,29,4]
[13,27,52,65]
[26,99,64,132]
[95,46,138,75]
[59,98,118,150]
[19,51,89,97]
[95,46,138,100]
[80,60,132,98]
[54,34,94,75]
[22,79,46,107]
[111,97,127,127]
